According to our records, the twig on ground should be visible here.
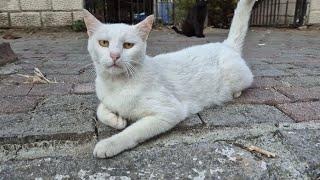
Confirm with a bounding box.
[17,67,57,84]
[232,143,276,158]
[247,145,276,158]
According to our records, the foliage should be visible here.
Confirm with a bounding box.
[71,20,86,32]
[173,0,238,28]
[174,0,196,26]
[207,0,238,28]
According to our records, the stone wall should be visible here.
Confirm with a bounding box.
[0,0,84,28]
[308,0,320,24]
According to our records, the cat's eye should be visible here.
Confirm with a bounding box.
[123,42,134,49]
[98,40,109,47]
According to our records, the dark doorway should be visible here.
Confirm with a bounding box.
[85,0,153,24]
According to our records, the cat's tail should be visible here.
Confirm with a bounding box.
[172,26,183,34]
[223,0,256,55]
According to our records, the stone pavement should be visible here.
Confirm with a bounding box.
[0,28,319,179]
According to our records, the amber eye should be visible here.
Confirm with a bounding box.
[123,42,134,49]
[98,40,109,47]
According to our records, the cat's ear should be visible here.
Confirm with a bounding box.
[83,9,102,37]
[134,15,154,41]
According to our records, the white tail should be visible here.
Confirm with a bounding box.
[223,0,256,55]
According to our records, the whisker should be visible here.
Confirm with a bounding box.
[128,60,142,66]
[123,63,130,78]
[124,62,135,78]
[126,63,136,78]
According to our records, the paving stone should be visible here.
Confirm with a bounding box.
[46,73,95,84]
[277,101,320,122]
[0,141,271,179]
[2,128,318,179]
[251,77,282,88]
[234,88,291,105]
[276,86,320,101]
[1,28,320,179]
[199,104,293,126]
[0,96,42,114]
[39,61,83,75]
[280,129,320,179]
[28,83,72,96]
[0,113,33,144]
[279,76,320,88]
[0,95,98,145]
[73,83,95,94]
[0,43,18,66]
[0,64,22,75]
[0,84,33,96]
[251,64,290,77]
[234,129,320,179]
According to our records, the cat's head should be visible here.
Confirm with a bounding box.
[83,10,153,77]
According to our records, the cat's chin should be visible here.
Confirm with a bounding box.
[98,66,127,78]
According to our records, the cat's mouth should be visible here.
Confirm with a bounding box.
[107,64,121,69]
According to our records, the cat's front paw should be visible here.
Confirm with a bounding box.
[97,104,127,130]
[93,137,136,158]
[233,91,242,98]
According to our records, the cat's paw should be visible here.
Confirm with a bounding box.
[93,137,136,158]
[97,104,127,130]
[106,115,127,130]
[233,91,242,98]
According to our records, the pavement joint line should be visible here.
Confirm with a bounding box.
[26,83,35,96]
[92,116,99,139]
[196,113,206,125]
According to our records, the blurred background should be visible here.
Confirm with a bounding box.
[85,0,309,28]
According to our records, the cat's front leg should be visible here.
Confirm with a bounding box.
[97,103,127,130]
[93,115,179,158]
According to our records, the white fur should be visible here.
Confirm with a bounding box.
[84,0,256,158]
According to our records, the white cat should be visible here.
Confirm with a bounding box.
[83,0,256,158]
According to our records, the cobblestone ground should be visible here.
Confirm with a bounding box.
[0,28,319,179]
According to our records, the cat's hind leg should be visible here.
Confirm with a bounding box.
[97,103,127,130]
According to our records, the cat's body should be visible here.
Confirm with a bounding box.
[83,0,256,158]
[172,0,208,38]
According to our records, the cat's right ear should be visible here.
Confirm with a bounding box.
[83,9,102,37]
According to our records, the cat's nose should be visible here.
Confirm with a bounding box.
[110,52,121,62]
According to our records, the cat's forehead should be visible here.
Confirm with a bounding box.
[94,23,138,40]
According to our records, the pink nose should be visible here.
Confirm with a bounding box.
[110,52,121,62]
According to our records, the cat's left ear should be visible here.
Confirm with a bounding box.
[134,15,154,41]
[83,9,102,37]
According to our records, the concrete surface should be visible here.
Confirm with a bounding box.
[0,27,319,179]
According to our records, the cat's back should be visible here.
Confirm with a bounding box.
[152,42,237,66]
[146,42,242,113]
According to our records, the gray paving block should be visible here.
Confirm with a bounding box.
[199,104,293,126]
[0,141,270,179]
[0,95,99,144]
